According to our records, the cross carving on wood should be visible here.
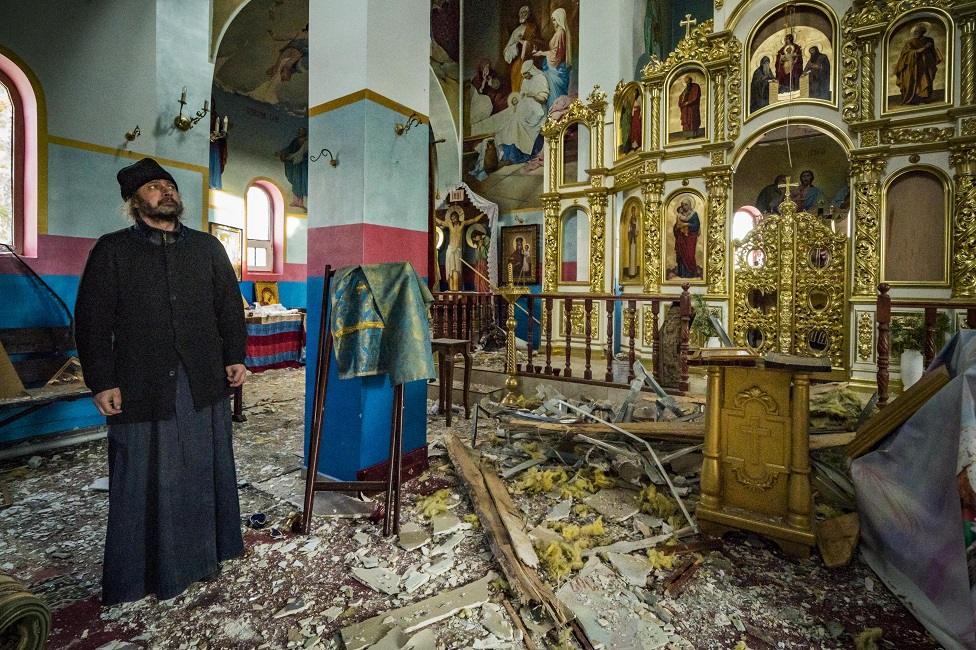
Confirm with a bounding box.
[778,176,796,195]
[680,14,697,40]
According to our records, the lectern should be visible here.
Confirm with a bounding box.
[690,350,830,557]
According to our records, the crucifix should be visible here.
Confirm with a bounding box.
[680,14,697,40]
[778,175,796,196]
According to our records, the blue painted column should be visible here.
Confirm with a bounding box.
[304,0,431,480]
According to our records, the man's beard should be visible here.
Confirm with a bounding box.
[135,197,184,222]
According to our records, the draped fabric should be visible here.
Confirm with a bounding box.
[330,263,435,386]
[852,331,976,649]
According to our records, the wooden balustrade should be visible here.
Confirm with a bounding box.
[513,286,691,392]
[431,291,494,348]
[875,283,976,407]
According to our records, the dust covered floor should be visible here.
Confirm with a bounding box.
[0,367,940,649]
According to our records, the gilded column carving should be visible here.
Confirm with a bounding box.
[587,191,609,293]
[963,19,976,105]
[726,40,743,140]
[542,195,560,292]
[841,28,860,123]
[857,312,874,362]
[705,170,731,295]
[714,72,726,142]
[951,146,976,297]
[545,134,559,193]
[859,40,876,122]
[850,155,887,296]
[649,86,661,151]
[778,199,797,353]
[641,176,665,293]
[587,86,608,170]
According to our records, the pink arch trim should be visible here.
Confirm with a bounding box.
[244,179,286,279]
[0,51,38,257]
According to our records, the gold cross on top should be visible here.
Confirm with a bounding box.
[778,176,796,195]
[680,14,697,40]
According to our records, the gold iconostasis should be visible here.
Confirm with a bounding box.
[534,0,974,385]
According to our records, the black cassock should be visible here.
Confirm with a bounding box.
[101,365,243,605]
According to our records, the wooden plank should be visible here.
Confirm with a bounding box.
[847,365,950,459]
[481,468,540,569]
[0,327,72,355]
[505,418,705,443]
[808,432,856,450]
[444,433,570,625]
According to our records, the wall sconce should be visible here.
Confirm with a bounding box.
[310,148,338,167]
[173,87,210,131]
[210,115,229,142]
[394,113,422,137]
[124,126,141,142]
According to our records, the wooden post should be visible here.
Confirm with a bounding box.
[526,295,535,373]
[877,283,891,408]
[788,372,813,533]
[651,299,661,380]
[584,298,593,380]
[924,307,937,368]
[605,299,614,382]
[544,297,554,375]
[699,366,723,511]
[627,299,637,381]
[679,284,691,393]
[564,297,573,378]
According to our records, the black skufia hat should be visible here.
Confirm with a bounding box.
[117,158,178,200]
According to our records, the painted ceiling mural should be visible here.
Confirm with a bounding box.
[213,0,308,115]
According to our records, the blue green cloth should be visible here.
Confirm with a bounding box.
[330,262,435,386]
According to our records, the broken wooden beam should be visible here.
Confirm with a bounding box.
[662,556,702,597]
[505,418,705,443]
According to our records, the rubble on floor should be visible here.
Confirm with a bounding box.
[0,368,941,649]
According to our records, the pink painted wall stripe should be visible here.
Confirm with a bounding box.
[307,223,428,277]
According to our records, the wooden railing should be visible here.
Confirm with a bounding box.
[513,285,691,392]
[876,283,976,407]
[431,291,495,348]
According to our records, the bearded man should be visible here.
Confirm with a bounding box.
[75,158,247,605]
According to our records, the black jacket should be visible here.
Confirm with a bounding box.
[74,220,246,423]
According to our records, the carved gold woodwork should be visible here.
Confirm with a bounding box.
[881,126,955,144]
[560,301,600,339]
[861,129,880,147]
[641,176,665,293]
[696,363,816,557]
[857,312,875,362]
[732,196,847,368]
[587,190,609,293]
[705,170,731,296]
[642,305,657,347]
[952,145,976,297]
[963,119,976,138]
[542,195,560,292]
[851,155,888,297]
[621,306,637,341]
[963,17,976,105]
[640,19,742,145]
[542,85,607,190]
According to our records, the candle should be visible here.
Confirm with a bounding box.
[203,99,209,112]
[180,87,187,103]
[223,116,229,132]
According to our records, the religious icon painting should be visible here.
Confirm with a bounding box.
[209,223,243,281]
[499,224,540,286]
[619,197,643,285]
[665,67,708,146]
[255,281,280,306]
[746,2,837,118]
[662,190,707,285]
[883,12,951,115]
[614,83,643,159]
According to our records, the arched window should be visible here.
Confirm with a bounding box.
[244,179,285,276]
[246,185,273,272]
[0,51,39,256]
[0,80,13,247]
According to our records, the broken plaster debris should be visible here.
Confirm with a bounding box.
[340,573,496,650]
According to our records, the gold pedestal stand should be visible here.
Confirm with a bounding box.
[497,264,528,407]
[690,354,828,558]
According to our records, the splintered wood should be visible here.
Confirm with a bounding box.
[444,433,572,629]
[506,418,705,443]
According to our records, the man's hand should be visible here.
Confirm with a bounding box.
[225,364,246,388]
[93,388,122,416]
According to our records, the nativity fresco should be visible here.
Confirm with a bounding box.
[885,13,950,114]
[464,1,580,212]
[747,3,835,116]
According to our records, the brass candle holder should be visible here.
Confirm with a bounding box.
[496,263,529,407]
